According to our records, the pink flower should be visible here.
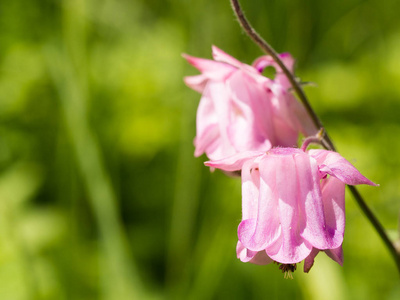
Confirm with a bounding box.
[205,148,377,272]
[183,46,316,161]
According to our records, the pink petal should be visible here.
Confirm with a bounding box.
[241,153,314,263]
[194,124,219,157]
[195,81,237,160]
[238,155,281,252]
[277,53,295,71]
[241,159,260,220]
[212,45,243,68]
[304,245,343,273]
[267,86,299,147]
[182,53,235,81]
[285,92,318,137]
[303,247,320,273]
[274,53,296,89]
[192,84,219,158]
[204,151,265,172]
[252,53,294,74]
[236,241,272,265]
[184,74,208,93]
[226,70,274,151]
[325,245,344,266]
[308,150,378,186]
[264,153,314,263]
[321,176,346,237]
[252,55,275,73]
[297,153,343,250]
[252,53,295,89]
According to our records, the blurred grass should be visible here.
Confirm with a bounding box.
[0,0,400,299]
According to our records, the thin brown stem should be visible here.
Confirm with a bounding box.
[230,0,400,275]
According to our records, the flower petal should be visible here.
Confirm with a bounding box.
[193,85,219,157]
[264,153,314,263]
[184,74,208,93]
[196,81,237,159]
[303,247,320,273]
[241,159,260,220]
[212,45,243,68]
[325,245,343,266]
[252,55,275,73]
[238,155,281,252]
[285,92,318,137]
[321,176,346,237]
[268,85,299,147]
[236,241,272,265]
[304,244,343,273]
[308,150,378,186]
[182,53,235,81]
[226,70,274,152]
[252,53,295,89]
[242,153,315,263]
[204,151,265,172]
[274,53,296,89]
[194,124,219,157]
[296,153,343,250]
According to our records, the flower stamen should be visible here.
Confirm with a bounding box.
[275,262,297,279]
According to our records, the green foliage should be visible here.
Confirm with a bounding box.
[0,0,399,299]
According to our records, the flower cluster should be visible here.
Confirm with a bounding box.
[184,46,377,275]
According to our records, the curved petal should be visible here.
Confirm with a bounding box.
[199,81,236,159]
[252,53,294,73]
[252,55,275,73]
[274,53,296,89]
[212,45,243,68]
[325,245,343,266]
[297,153,343,250]
[184,74,208,93]
[252,53,295,89]
[182,53,235,81]
[240,152,320,263]
[303,247,320,273]
[308,150,378,186]
[321,176,346,238]
[236,241,273,265]
[304,244,343,272]
[226,70,274,152]
[264,153,313,263]
[204,151,265,172]
[192,83,220,158]
[241,159,260,220]
[285,92,318,137]
[238,155,281,252]
[268,85,299,147]
[194,124,219,157]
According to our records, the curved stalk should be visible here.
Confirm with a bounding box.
[230,0,400,274]
[348,185,400,273]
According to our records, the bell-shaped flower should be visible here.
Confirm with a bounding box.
[205,148,377,272]
[183,46,316,161]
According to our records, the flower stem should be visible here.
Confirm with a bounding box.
[300,128,325,152]
[230,0,400,275]
[348,185,400,273]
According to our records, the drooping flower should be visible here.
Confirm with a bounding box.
[183,46,316,161]
[205,148,377,272]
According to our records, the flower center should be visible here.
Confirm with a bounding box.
[275,262,297,279]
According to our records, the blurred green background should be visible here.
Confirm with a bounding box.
[0,0,400,299]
